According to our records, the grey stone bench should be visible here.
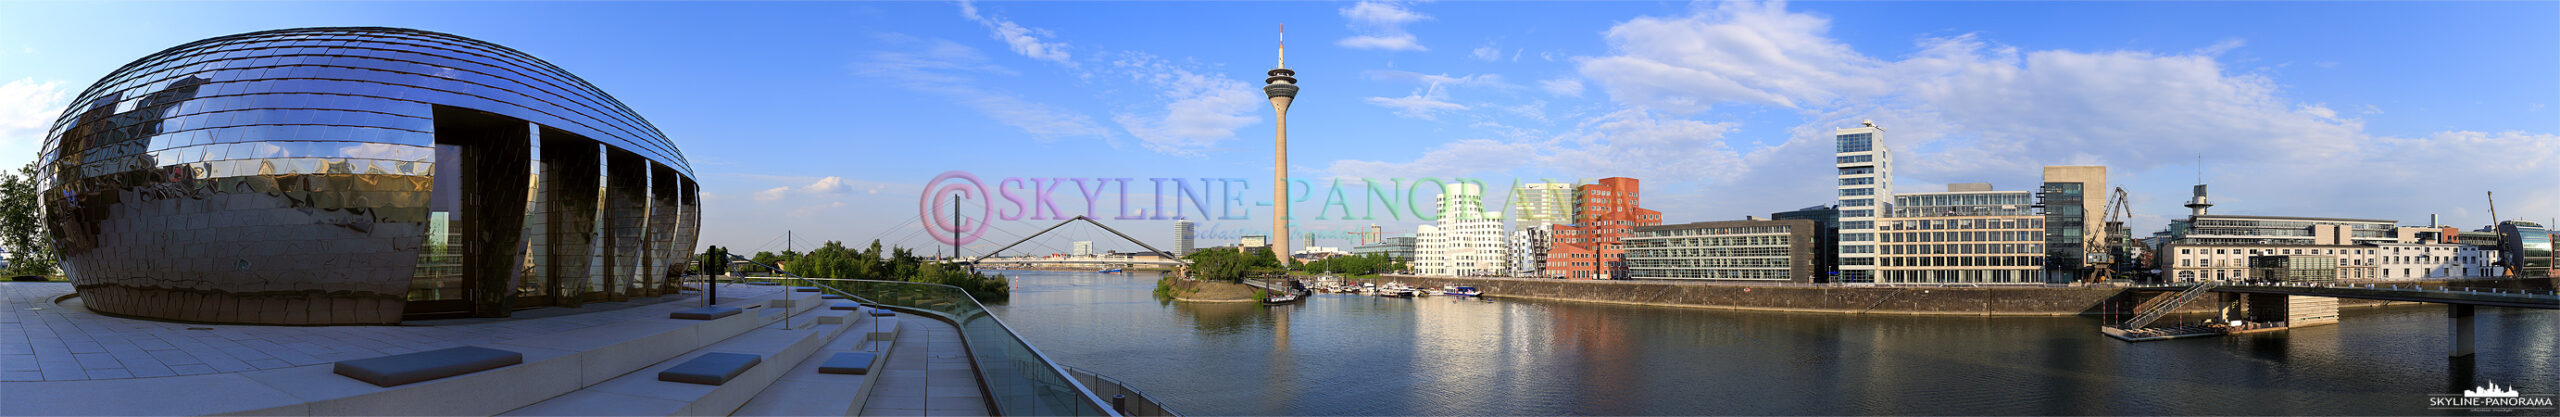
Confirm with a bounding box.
[670,306,743,320]
[332,346,524,387]
[819,294,848,300]
[816,352,880,375]
[868,308,896,317]
[658,352,762,385]
[829,302,866,311]
[791,286,823,292]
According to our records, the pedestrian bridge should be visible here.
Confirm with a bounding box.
[2127,282,2558,309]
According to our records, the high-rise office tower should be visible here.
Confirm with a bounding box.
[1834,121,1892,283]
[1173,219,1195,257]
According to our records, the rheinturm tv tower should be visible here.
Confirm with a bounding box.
[1264,25,1299,265]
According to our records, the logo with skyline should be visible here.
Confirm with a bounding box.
[2431,380,2556,412]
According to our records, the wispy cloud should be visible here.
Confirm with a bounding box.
[857,34,1109,140]
[1338,0,1431,51]
[1105,52,1265,156]
[1539,78,1584,97]
[1471,45,1502,61]
[956,0,1073,65]
[755,176,859,202]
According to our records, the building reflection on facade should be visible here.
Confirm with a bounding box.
[39,27,699,324]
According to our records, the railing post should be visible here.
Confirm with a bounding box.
[1112,394,1127,414]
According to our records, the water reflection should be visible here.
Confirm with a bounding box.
[989,271,2558,416]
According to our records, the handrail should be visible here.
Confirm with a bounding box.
[813,278,1124,417]
[722,255,880,305]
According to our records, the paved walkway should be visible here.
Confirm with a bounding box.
[0,281,785,382]
[860,315,991,416]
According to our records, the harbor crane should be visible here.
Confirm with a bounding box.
[2084,187,2136,283]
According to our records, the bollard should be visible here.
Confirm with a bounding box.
[1113,394,1128,414]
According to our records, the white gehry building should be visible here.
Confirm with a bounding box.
[1416,182,1507,277]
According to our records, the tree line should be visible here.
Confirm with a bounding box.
[722,239,1010,301]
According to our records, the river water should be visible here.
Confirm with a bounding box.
[982,270,2557,415]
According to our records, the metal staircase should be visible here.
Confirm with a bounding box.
[2122,283,2220,329]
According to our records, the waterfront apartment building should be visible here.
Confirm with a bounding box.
[1509,182,1574,277]
[1624,219,1822,282]
[1072,241,1095,257]
[1834,122,1893,283]
[1242,235,1269,249]
[1418,182,1508,277]
[2374,242,2503,279]
[1507,227,1552,277]
[2162,244,2380,281]
[1546,177,1663,280]
[2038,166,2107,283]
[1876,184,2048,284]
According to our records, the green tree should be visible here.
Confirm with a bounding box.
[1183,247,1284,282]
[0,162,58,277]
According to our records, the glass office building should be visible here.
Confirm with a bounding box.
[38,27,699,324]
[1877,188,2046,284]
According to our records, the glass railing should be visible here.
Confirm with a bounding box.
[816,278,1119,417]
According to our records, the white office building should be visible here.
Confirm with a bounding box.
[2375,242,2503,280]
[1416,182,1508,277]
[1833,121,1893,283]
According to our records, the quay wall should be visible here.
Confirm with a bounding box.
[1369,276,2553,316]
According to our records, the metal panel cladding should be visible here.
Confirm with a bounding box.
[36,27,698,324]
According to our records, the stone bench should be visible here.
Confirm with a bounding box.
[815,352,880,375]
[657,352,762,385]
[669,306,743,320]
[868,308,897,317]
[791,286,823,293]
[829,302,866,311]
[332,346,525,387]
[820,294,848,300]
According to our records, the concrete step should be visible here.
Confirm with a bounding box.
[500,293,847,416]
[730,314,900,417]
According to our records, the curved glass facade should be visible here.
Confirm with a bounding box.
[39,27,699,324]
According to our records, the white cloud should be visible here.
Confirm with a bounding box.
[1540,109,1747,183]
[1539,78,1584,97]
[755,186,791,202]
[0,78,67,147]
[1328,139,1539,180]
[1337,0,1430,51]
[858,35,1110,140]
[753,176,855,202]
[1507,0,2555,229]
[957,0,1073,65]
[1577,0,1887,111]
[1575,0,2358,175]
[1471,45,1502,61]
[1366,89,1468,120]
[1105,53,1265,156]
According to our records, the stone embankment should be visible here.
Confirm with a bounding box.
[1370,275,2554,316]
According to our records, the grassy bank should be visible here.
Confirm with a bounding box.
[1156,277,1262,303]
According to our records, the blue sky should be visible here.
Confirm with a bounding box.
[2,1,2554,256]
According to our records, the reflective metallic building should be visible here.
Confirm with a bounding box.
[39,27,700,324]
